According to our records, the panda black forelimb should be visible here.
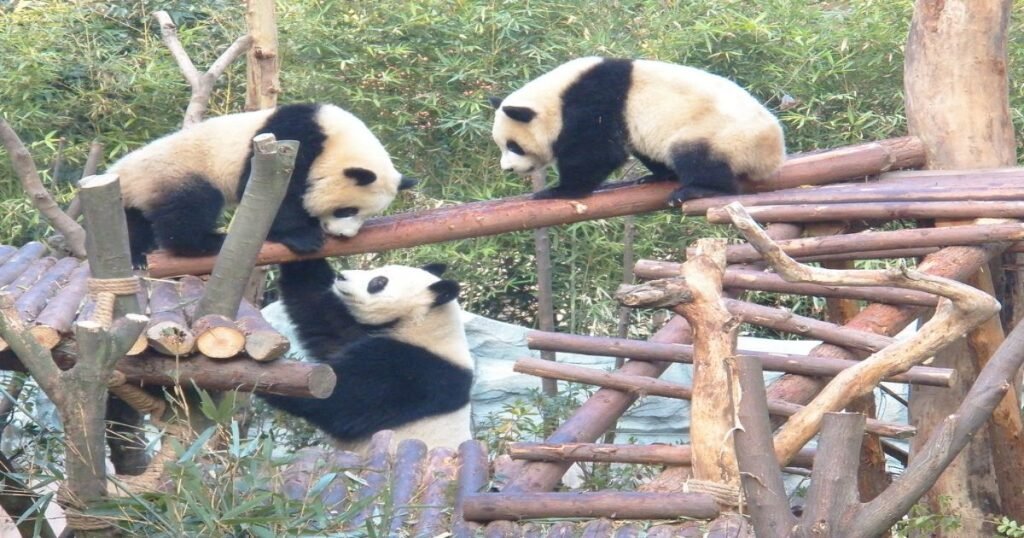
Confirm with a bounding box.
[278,259,365,358]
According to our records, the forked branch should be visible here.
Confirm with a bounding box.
[723,202,1000,465]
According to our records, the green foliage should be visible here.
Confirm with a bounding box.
[892,497,963,537]
[999,516,1024,538]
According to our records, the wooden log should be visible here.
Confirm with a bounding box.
[0,246,18,267]
[237,298,289,361]
[179,274,206,322]
[525,331,954,387]
[722,299,895,355]
[545,521,579,537]
[0,243,47,287]
[501,224,803,494]
[37,349,336,398]
[3,258,56,300]
[793,247,941,263]
[733,355,795,537]
[30,263,90,348]
[513,357,914,439]
[672,239,740,494]
[461,491,721,521]
[79,174,140,317]
[410,447,458,538]
[764,243,1005,428]
[631,265,939,306]
[145,280,196,356]
[508,442,815,469]
[194,135,295,320]
[347,431,392,531]
[192,314,245,359]
[853,312,1024,536]
[796,413,865,537]
[145,138,925,277]
[14,257,80,322]
[702,222,1024,265]
[707,200,1024,225]
[386,439,428,536]
[452,440,489,537]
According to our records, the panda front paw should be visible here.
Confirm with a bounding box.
[667,186,728,207]
[273,229,325,254]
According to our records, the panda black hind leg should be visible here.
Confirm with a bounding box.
[125,207,156,268]
[667,142,739,206]
[148,175,227,257]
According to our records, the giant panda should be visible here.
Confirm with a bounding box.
[261,259,474,453]
[109,103,417,266]
[489,57,786,205]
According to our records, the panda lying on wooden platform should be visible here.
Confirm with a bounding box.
[261,259,474,453]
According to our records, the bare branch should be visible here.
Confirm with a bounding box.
[0,119,87,257]
[152,11,200,87]
[724,202,1001,464]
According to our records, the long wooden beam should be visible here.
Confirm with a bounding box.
[525,330,954,387]
[146,137,924,277]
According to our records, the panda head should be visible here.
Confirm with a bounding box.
[303,106,418,238]
[489,95,558,176]
[331,263,460,331]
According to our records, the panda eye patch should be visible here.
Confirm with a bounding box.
[344,167,377,186]
[332,207,358,219]
[507,141,526,156]
[367,276,388,294]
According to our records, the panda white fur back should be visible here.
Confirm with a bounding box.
[110,104,416,266]
[261,259,473,453]
[490,57,785,205]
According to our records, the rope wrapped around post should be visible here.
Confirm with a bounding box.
[684,478,743,509]
[86,276,141,329]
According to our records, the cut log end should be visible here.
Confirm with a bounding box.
[146,321,197,356]
[307,363,336,399]
[28,325,60,349]
[126,334,148,356]
[244,331,290,362]
[78,173,119,189]
[193,314,245,359]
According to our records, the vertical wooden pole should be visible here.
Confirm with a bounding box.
[244,0,280,111]
[531,171,558,401]
[903,0,1022,529]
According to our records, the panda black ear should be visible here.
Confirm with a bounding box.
[429,279,460,306]
[399,176,419,191]
[501,105,536,123]
[421,263,447,277]
[345,167,377,186]
[487,95,504,109]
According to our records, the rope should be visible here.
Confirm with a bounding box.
[57,484,114,531]
[107,372,167,420]
[87,276,141,329]
[684,478,744,508]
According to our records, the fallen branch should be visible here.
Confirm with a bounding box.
[153,11,253,128]
[513,357,914,439]
[461,491,720,522]
[0,120,86,257]
[146,138,924,277]
[525,331,953,387]
[723,202,1000,465]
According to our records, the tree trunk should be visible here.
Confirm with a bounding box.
[904,0,1021,529]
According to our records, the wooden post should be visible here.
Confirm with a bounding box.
[530,170,558,400]
[244,0,280,110]
[194,135,296,320]
[670,239,740,497]
[904,0,1022,526]
[78,175,139,317]
[795,413,864,537]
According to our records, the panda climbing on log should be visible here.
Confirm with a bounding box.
[261,259,474,453]
[489,57,786,205]
[108,103,417,266]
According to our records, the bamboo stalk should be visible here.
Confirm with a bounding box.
[145,138,926,277]
[525,331,953,387]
